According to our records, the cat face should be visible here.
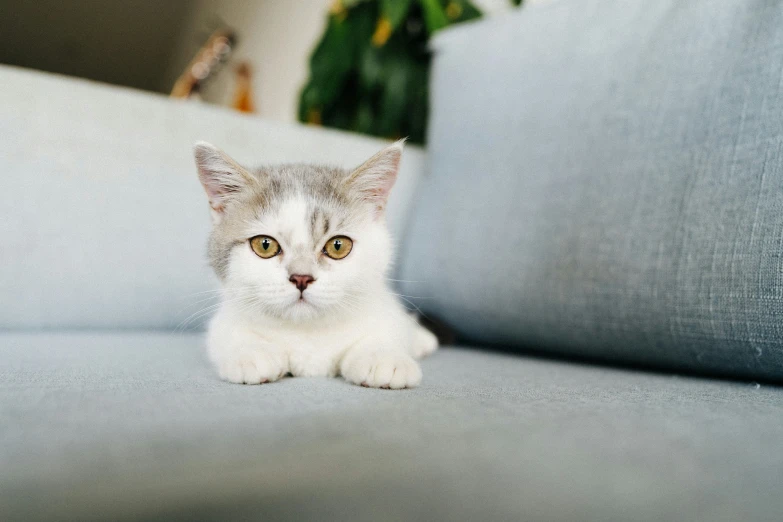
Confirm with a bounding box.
[195,141,403,322]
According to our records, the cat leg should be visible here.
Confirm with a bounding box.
[339,342,422,389]
[207,316,288,384]
[410,322,439,359]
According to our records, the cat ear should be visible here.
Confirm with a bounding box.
[193,142,255,222]
[344,139,404,215]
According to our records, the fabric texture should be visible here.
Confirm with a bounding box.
[0,65,426,330]
[1,332,782,522]
[400,0,783,381]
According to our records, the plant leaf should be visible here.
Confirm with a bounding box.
[306,17,354,106]
[382,0,413,30]
[450,0,482,22]
[418,0,449,34]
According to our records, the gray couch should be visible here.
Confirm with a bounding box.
[2,1,783,520]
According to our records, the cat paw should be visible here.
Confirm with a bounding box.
[341,351,422,389]
[216,351,286,385]
[410,325,438,359]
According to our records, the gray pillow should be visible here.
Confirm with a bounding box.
[399,0,783,381]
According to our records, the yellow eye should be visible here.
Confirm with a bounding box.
[249,236,281,259]
[323,236,353,260]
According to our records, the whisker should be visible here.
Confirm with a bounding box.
[175,293,256,332]
[178,288,225,299]
[387,292,432,300]
[396,295,431,320]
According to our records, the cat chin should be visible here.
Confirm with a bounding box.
[281,300,322,322]
[269,298,335,323]
[226,292,349,324]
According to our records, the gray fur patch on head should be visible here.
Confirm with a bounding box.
[309,206,331,241]
[207,163,355,280]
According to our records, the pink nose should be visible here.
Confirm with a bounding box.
[289,274,315,292]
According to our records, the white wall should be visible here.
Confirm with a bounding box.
[165,0,332,123]
[166,0,520,124]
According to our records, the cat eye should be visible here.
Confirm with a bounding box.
[249,235,281,259]
[323,236,353,260]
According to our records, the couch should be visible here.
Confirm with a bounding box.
[2,1,782,520]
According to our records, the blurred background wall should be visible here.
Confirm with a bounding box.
[0,0,193,93]
[162,0,334,124]
[1,0,519,124]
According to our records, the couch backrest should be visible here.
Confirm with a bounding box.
[399,0,783,381]
[0,66,426,330]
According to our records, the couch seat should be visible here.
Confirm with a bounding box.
[2,332,782,521]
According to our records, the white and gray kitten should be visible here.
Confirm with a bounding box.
[194,140,437,389]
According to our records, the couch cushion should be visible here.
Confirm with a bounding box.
[399,0,783,381]
[0,65,426,330]
[2,332,782,521]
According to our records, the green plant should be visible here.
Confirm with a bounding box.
[299,0,520,144]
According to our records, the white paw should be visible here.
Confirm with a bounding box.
[341,351,422,389]
[411,325,439,359]
[215,351,286,385]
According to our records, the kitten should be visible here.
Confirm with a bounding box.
[194,140,438,389]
